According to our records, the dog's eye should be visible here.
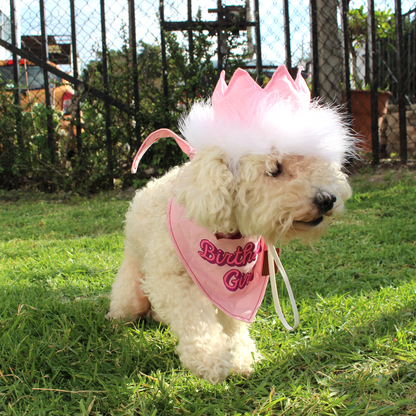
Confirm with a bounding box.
[266,163,282,178]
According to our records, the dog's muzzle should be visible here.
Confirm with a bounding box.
[314,191,336,214]
[293,191,337,230]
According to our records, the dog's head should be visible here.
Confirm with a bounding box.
[174,147,351,245]
[174,67,355,245]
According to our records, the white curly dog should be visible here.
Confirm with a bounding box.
[106,67,355,383]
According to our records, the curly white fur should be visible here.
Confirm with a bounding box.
[106,146,352,383]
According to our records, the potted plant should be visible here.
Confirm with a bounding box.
[346,6,394,152]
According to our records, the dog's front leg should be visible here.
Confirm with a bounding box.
[144,274,233,384]
[106,248,150,321]
[216,310,261,377]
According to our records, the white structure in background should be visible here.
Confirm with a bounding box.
[352,44,366,89]
[0,1,20,61]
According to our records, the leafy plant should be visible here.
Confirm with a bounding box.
[348,6,395,89]
[76,13,250,193]
[0,86,21,182]
[0,83,70,190]
[1,10,252,193]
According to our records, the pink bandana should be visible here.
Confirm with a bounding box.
[167,198,269,322]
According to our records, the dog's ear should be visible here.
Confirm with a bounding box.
[174,146,237,233]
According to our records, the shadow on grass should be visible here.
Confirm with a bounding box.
[1,283,181,381]
[243,296,416,414]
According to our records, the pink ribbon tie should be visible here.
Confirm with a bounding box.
[131,128,196,173]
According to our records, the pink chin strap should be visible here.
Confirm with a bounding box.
[131,128,196,173]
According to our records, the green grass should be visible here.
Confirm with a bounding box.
[1,169,415,415]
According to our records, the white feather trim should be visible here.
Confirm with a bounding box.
[179,99,355,168]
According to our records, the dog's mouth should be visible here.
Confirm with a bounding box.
[293,216,324,230]
[215,231,243,240]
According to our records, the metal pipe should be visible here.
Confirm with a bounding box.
[283,0,291,71]
[217,0,223,76]
[128,0,141,148]
[10,0,20,107]
[188,0,194,64]
[40,0,55,165]
[413,12,416,103]
[9,0,22,149]
[253,0,262,83]
[341,0,351,116]
[69,1,78,80]
[407,14,411,101]
[100,0,113,188]
[367,0,380,165]
[310,0,319,98]
[188,0,195,98]
[69,0,82,154]
[159,0,168,101]
[409,12,416,102]
[395,0,407,164]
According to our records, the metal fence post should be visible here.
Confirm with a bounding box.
[128,0,140,144]
[100,0,113,189]
[159,0,169,102]
[128,0,141,149]
[341,0,351,116]
[217,0,224,76]
[40,0,55,166]
[283,0,291,71]
[188,0,196,97]
[395,0,407,164]
[253,0,262,82]
[187,0,194,64]
[310,0,319,98]
[367,0,380,165]
[70,0,82,156]
[10,0,22,151]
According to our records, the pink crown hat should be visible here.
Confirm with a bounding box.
[180,65,352,165]
[132,66,352,171]
[212,66,311,124]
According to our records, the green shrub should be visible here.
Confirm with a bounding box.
[0,18,250,193]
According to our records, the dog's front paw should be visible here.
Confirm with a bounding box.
[105,309,137,322]
[231,336,263,377]
[231,347,263,377]
[187,354,233,384]
[177,340,233,384]
[105,310,124,321]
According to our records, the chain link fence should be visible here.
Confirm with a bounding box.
[0,0,415,192]
[374,1,416,161]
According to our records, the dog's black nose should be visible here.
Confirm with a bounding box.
[314,192,336,213]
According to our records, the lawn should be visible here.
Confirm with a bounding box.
[1,168,415,415]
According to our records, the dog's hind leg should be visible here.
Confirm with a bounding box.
[143,272,233,383]
[216,310,261,377]
[106,248,150,321]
